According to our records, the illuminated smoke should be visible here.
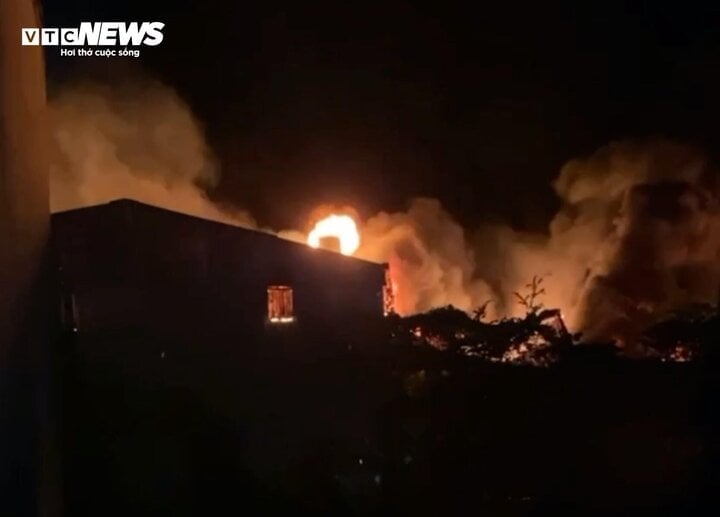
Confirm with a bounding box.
[356,199,497,316]
[552,140,720,346]
[47,80,502,320]
[48,80,254,226]
[356,141,720,351]
[48,81,720,347]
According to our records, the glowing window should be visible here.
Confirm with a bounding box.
[267,285,294,323]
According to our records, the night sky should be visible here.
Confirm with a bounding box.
[42,1,720,231]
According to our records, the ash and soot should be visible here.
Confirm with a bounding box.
[49,80,720,351]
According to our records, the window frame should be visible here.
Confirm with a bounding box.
[267,285,295,323]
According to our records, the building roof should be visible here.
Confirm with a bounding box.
[52,198,386,269]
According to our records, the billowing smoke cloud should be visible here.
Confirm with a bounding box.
[357,140,720,349]
[357,199,497,316]
[49,80,254,226]
[353,196,595,322]
[553,141,720,345]
[48,80,720,347]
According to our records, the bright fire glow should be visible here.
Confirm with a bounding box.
[269,316,295,324]
[307,214,360,255]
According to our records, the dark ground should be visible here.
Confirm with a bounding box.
[60,328,720,515]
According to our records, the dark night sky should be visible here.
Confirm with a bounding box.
[42,1,720,231]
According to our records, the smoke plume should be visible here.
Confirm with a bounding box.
[48,80,720,347]
[356,199,497,316]
[356,140,720,349]
[49,80,254,226]
[553,141,720,345]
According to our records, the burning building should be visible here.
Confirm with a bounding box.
[53,199,387,348]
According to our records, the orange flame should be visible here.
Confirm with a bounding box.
[307,214,361,256]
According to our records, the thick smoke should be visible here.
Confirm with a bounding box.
[357,140,720,349]
[357,199,496,316]
[354,198,588,321]
[48,82,720,346]
[553,141,720,345]
[49,80,254,226]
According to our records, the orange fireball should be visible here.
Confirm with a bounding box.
[307,214,360,256]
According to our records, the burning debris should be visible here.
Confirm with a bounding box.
[391,303,574,366]
[389,276,576,366]
[390,274,719,365]
[383,268,397,316]
[638,303,720,362]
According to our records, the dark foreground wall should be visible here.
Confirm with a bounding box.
[0,1,55,515]
[52,199,385,346]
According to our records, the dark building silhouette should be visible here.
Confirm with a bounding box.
[52,199,387,348]
[52,200,389,515]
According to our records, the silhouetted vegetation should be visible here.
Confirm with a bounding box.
[389,277,720,366]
